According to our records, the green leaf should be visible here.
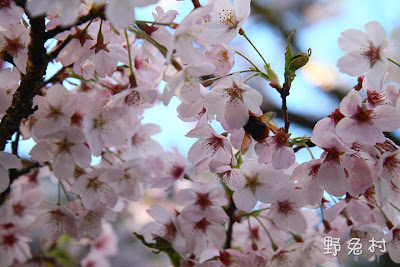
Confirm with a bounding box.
[284,29,311,88]
[285,29,296,65]
[133,233,181,267]
[49,247,76,266]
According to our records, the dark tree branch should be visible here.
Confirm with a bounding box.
[191,0,201,9]
[0,15,48,150]
[224,197,237,249]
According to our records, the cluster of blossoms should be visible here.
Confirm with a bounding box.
[1,0,400,266]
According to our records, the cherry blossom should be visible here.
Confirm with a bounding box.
[141,205,187,253]
[267,186,307,233]
[0,223,31,266]
[0,67,20,114]
[338,21,388,89]
[105,0,159,29]
[26,0,81,26]
[336,89,400,145]
[205,73,263,130]
[147,148,189,189]
[206,0,251,44]
[83,102,125,156]
[0,151,22,193]
[232,160,290,211]
[254,128,295,169]
[186,125,236,174]
[204,43,236,77]
[0,0,24,28]
[0,24,29,74]
[31,84,77,138]
[71,168,123,210]
[29,127,91,180]
[29,201,78,241]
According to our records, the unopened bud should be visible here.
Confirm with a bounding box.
[288,48,311,72]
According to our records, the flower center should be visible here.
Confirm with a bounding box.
[219,9,238,29]
[328,108,345,125]
[224,82,244,103]
[354,105,373,123]
[273,128,290,147]
[55,138,73,155]
[3,36,25,56]
[195,192,212,210]
[0,0,11,8]
[244,174,261,192]
[88,178,103,191]
[363,41,381,68]
[161,221,177,240]
[194,217,211,233]
[12,203,25,217]
[2,234,17,247]
[46,104,63,120]
[278,200,295,214]
[170,164,184,179]
[384,154,400,175]
[202,136,224,157]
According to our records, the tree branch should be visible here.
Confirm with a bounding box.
[0,15,48,150]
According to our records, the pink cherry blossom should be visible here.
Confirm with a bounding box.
[204,43,236,77]
[0,24,29,74]
[232,160,290,211]
[205,73,263,130]
[179,214,227,255]
[177,184,229,224]
[0,67,19,116]
[90,222,118,256]
[0,151,22,193]
[0,223,31,265]
[105,0,159,29]
[162,58,215,104]
[29,127,91,180]
[311,131,354,197]
[186,125,236,174]
[83,103,125,156]
[29,201,78,241]
[147,148,188,189]
[206,0,251,44]
[115,159,150,201]
[290,158,324,205]
[0,185,43,227]
[31,84,77,138]
[336,89,400,145]
[267,186,307,233]
[386,226,400,263]
[27,0,81,26]
[71,168,123,210]
[54,23,97,67]
[338,21,388,89]
[254,128,295,169]
[0,1,24,28]
[141,205,187,253]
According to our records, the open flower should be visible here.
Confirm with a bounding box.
[32,84,77,138]
[337,21,388,89]
[0,152,22,193]
[205,73,263,130]
[206,0,251,44]
[29,127,91,180]
[186,125,236,174]
[336,89,400,145]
